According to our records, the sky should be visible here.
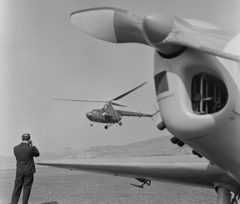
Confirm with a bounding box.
[1,0,239,156]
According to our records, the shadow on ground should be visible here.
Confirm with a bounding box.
[41,202,58,204]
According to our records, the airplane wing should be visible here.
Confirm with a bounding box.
[70,7,240,62]
[117,110,153,117]
[36,156,239,190]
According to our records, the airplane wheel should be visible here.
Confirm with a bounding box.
[119,122,122,126]
[90,124,93,127]
[104,126,108,129]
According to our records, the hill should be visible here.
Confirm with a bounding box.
[39,135,192,160]
[0,135,192,169]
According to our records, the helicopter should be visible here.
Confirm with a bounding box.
[54,82,159,129]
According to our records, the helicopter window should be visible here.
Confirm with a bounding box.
[154,71,169,95]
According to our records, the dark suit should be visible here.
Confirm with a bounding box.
[11,142,40,204]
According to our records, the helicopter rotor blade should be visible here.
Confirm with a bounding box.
[111,82,147,101]
[110,102,127,107]
[53,98,107,103]
[54,82,147,106]
[54,98,127,107]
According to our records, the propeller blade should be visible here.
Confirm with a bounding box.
[53,98,106,103]
[110,102,126,107]
[71,7,240,62]
[70,7,148,45]
[111,82,147,101]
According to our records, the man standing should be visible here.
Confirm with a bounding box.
[11,133,40,204]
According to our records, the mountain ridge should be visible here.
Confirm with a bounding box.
[39,135,192,159]
[0,135,192,169]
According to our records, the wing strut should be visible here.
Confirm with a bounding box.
[131,178,151,188]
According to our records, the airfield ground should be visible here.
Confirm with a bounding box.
[0,167,215,204]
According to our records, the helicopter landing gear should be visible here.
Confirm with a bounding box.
[104,123,112,129]
[114,112,122,127]
[104,123,116,129]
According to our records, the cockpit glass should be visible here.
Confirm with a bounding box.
[154,71,169,95]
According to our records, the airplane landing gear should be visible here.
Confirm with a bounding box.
[215,186,240,204]
[104,125,108,129]
[216,186,231,204]
[119,122,122,126]
[90,124,93,127]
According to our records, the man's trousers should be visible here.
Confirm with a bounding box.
[11,173,34,204]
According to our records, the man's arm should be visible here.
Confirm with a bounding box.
[32,146,40,157]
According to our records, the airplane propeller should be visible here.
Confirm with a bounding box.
[71,7,240,62]
[54,82,147,107]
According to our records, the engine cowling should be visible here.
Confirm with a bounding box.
[154,28,240,182]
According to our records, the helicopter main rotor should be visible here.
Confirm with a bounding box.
[54,82,147,107]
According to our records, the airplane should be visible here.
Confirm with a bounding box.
[54,82,159,129]
[37,6,240,204]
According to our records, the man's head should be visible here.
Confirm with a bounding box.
[22,133,31,141]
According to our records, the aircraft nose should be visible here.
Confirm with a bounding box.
[86,112,92,119]
[143,12,173,44]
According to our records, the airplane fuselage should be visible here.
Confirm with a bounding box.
[155,23,240,185]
